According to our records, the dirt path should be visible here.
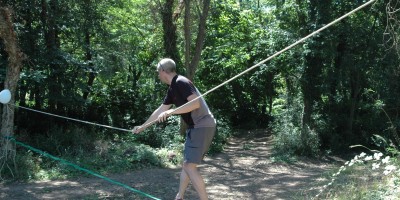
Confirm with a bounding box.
[0,130,342,200]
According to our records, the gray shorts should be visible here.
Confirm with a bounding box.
[184,127,216,164]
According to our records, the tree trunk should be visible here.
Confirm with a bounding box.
[0,6,26,170]
[82,0,96,101]
[161,0,181,66]
[41,0,61,113]
[82,30,95,100]
[179,0,191,135]
[161,0,211,135]
[299,0,332,153]
[187,0,210,81]
[184,0,191,73]
[347,66,361,140]
[182,0,210,134]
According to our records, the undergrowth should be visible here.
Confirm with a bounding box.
[308,135,400,200]
[0,116,231,182]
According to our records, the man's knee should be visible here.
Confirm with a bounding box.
[182,162,197,172]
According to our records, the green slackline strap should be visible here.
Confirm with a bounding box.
[4,137,161,200]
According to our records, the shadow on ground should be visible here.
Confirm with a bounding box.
[0,129,342,200]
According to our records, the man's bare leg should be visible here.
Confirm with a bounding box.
[182,162,208,200]
[176,165,190,200]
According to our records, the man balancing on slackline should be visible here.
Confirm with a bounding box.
[133,58,216,200]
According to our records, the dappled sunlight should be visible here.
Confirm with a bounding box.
[0,130,342,199]
[201,130,339,199]
[1,179,125,199]
[38,180,81,187]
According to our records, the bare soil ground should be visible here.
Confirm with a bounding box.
[0,130,343,200]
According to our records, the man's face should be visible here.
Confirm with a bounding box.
[157,69,167,84]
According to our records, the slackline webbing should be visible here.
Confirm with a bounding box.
[3,136,161,200]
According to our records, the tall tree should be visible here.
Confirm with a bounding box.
[160,0,211,134]
[300,0,332,153]
[0,6,26,173]
[160,0,211,80]
[183,0,210,80]
[82,0,96,101]
[161,0,181,64]
[40,0,62,113]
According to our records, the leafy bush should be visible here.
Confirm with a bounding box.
[272,117,320,157]
[156,148,183,167]
[2,136,172,181]
[136,115,231,155]
[313,135,400,199]
[2,113,232,181]
[271,95,321,157]
[0,150,40,181]
[27,125,100,156]
[134,116,182,148]
[209,117,232,154]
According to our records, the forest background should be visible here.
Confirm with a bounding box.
[0,0,399,192]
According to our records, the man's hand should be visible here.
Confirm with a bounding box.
[157,109,174,122]
[132,126,144,134]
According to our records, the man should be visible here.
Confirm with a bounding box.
[133,58,216,200]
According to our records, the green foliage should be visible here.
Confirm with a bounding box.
[264,0,400,154]
[3,113,231,181]
[32,125,99,156]
[156,148,183,167]
[0,150,40,180]
[118,143,161,169]
[1,0,400,184]
[200,0,275,128]
[135,116,183,148]
[314,148,400,199]
[209,116,232,154]
[271,93,321,156]
[136,115,231,155]
[1,128,180,181]
[272,117,320,157]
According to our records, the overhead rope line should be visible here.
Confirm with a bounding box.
[140,0,377,130]
[1,1,375,199]
[11,104,132,132]
[9,1,376,132]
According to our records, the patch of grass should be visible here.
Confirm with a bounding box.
[242,142,254,150]
[312,152,400,199]
[2,116,232,182]
[208,118,231,155]
[156,147,183,167]
[1,135,182,181]
[271,118,320,157]
[270,153,297,164]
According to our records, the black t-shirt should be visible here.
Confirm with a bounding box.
[163,75,216,128]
